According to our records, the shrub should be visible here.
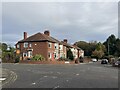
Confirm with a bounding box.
[58,57,71,61]
[32,54,45,61]
[14,55,20,63]
[67,49,74,61]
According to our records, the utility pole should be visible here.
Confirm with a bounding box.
[108,38,109,56]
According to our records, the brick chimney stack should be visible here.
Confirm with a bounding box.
[63,39,68,43]
[24,32,27,40]
[44,30,50,36]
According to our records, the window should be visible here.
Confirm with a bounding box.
[59,45,63,50]
[24,42,28,48]
[28,51,32,57]
[54,53,57,58]
[17,44,20,48]
[48,42,52,48]
[48,52,52,59]
[54,52,58,59]
[54,43,58,49]
[29,43,32,47]
[23,53,27,57]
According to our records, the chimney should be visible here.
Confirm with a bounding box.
[63,39,68,43]
[24,32,27,40]
[44,30,50,36]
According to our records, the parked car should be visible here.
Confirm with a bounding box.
[112,58,120,67]
[101,59,108,64]
[92,58,97,62]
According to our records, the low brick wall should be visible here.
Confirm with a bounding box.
[19,60,75,64]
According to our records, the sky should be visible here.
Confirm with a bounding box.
[2,2,118,46]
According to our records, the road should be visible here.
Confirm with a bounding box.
[1,61,119,88]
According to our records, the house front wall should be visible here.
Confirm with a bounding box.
[48,42,60,61]
[59,45,67,58]
[16,42,48,60]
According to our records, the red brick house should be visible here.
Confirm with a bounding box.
[16,31,84,61]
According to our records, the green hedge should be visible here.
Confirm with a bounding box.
[32,54,45,61]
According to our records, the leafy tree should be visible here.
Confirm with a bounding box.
[2,43,16,63]
[75,41,97,56]
[2,43,7,51]
[103,34,116,55]
[67,49,74,60]
[114,38,120,56]
[92,43,105,59]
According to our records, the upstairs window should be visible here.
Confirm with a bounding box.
[54,43,58,49]
[48,42,52,48]
[59,45,63,50]
[24,42,28,48]
[17,44,20,49]
[29,43,32,47]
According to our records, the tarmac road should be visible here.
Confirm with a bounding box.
[1,62,119,88]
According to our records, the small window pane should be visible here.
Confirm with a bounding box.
[24,42,28,48]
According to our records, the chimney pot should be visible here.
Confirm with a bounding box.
[63,39,68,43]
[44,30,50,36]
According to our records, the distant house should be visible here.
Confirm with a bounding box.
[15,30,84,61]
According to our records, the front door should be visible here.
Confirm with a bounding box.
[28,51,32,58]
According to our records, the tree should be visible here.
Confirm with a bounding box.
[114,38,120,56]
[92,43,106,59]
[103,34,116,55]
[2,43,7,51]
[75,41,97,56]
[67,49,74,60]
[2,43,16,63]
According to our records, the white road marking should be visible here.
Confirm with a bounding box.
[32,82,36,85]
[76,74,79,76]
[0,78,6,81]
[66,80,69,82]
[57,72,61,74]
[54,85,59,89]
[43,76,48,78]
[52,76,57,79]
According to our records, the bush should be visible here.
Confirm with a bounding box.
[14,55,20,63]
[32,54,45,61]
[67,49,74,61]
[58,57,71,61]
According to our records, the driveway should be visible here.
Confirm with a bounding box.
[2,62,118,88]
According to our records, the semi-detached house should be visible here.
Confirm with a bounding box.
[16,31,84,61]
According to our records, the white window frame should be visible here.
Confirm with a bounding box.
[28,51,32,57]
[60,45,63,50]
[48,42,52,48]
[29,43,32,47]
[23,53,27,57]
[48,52,52,59]
[24,42,28,48]
[17,44,20,49]
[54,43,58,49]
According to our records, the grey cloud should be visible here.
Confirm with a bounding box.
[2,2,118,46]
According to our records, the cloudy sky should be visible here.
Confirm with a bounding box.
[2,2,118,46]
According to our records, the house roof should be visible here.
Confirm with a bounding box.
[17,32,83,51]
[18,33,60,43]
[72,45,83,50]
[61,41,73,48]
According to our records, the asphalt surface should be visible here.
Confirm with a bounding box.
[1,61,119,88]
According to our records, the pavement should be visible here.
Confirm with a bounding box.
[0,67,17,87]
[1,62,119,88]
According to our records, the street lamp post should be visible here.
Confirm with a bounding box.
[108,38,109,56]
